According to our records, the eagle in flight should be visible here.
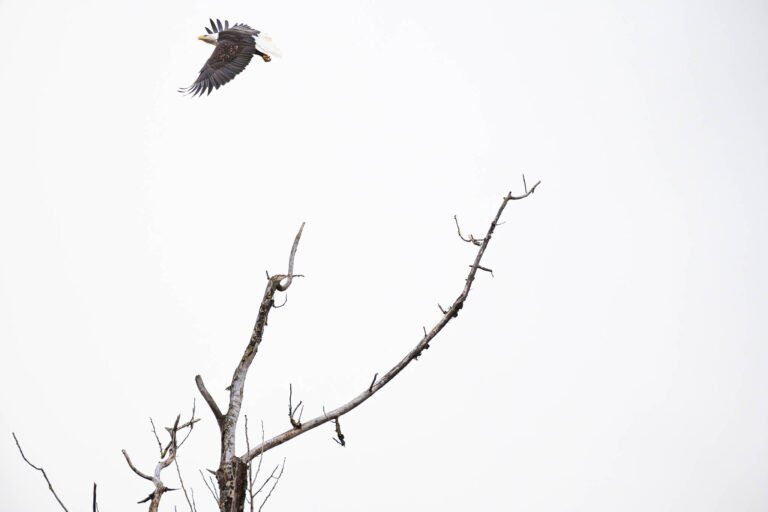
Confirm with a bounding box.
[179,19,280,96]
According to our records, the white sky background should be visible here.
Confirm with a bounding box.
[1,0,766,510]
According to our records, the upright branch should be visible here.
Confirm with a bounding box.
[288,384,304,429]
[241,177,540,462]
[13,433,70,512]
[196,223,305,512]
[122,408,198,512]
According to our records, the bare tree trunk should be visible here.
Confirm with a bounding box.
[196,225,306,512]
[217,458,248,512]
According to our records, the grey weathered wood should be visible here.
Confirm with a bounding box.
[241,181,540,462]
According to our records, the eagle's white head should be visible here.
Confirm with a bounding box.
[198,33,219,46]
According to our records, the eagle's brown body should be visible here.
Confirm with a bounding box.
[180,19,279,96]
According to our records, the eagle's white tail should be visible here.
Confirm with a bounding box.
[255,33,282,58]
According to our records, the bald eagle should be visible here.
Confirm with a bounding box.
[179,19,280,96]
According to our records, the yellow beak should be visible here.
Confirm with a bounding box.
[198,35,206,40]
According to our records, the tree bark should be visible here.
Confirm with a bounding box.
[217,457,248,512]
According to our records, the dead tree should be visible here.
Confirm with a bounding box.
[16,179,540,512]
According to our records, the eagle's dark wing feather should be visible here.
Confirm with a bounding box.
[179,33,256,96]
[204,19,256,35]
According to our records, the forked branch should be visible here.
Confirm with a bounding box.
[122,408,198,512]
[241,177,540,462]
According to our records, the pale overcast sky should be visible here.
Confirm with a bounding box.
[1,0,767,510]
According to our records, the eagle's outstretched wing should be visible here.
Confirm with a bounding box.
[179,21,258,96]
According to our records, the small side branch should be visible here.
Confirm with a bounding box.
[121,450,153,481]
[13,433,69,512]
[454,215,484,246]
[200,470,220,505]
[288,384,304,429]
[473,265,494,276]
[333,418,346,447]
[257,459,286,512]
[195,375,224,426]
[276,222,305,292]
[174,458,196,512]
[150,418,164,456]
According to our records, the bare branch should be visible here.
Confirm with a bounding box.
[288,384,303,429]
[245,415,254,511]
[251,465,275,497]
[200,470,219,505]
[273,293,288,309]
[175,420,200,449]
[508,177,541,200]
[276,222,305,292]
[195,375,224,425]
[150,418,164,456]
[257,459,286,512]
[251,420,266,486]
[13,433,69,512]
[124,411,196,512]
[243,179,540,462]
[473,265,494,276]
[174,457,196,512]
[92,482,98,512]
[453,215,484,246]
[333,418,346,447]
[121,450,153,481]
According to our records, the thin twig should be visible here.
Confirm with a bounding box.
[289,384,302,429]
[175,399,199,449]
[150,418,165,456]
[454,215,484,246]
[245,415,255,512]
[12,433,69,512]
[273,294,288,308]
[473,265,494,276]
[333,418,346,447]
[174,457,196,512]
[200,470,219,504]
[252,465,278,497]
[257,459,286,512]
